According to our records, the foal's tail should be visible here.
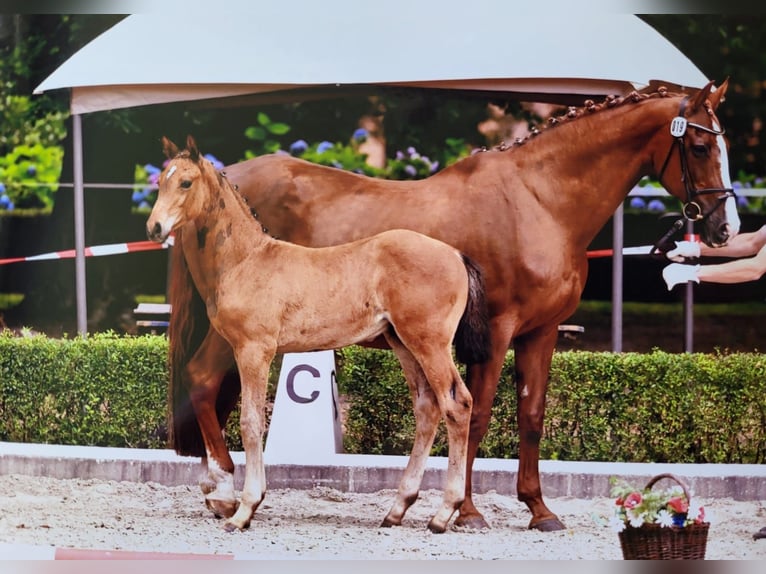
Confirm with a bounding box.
[167,228,240,456]
[454,254,491,364]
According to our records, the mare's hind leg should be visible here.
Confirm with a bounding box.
[186,330,238,519]
[380,333,442,529]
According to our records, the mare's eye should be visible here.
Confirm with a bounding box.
[690,144,708,158]
[180,180,192,189]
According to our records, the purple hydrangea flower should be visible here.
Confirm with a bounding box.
[289,139,308,156]
[736,196,749,208]
[204,154,224,170]
[647,199,665,211]
[144,163,162,175]
[317,141,334,154]
[0,194,14,210]
[629,197,647,209]
[26,165,37,177]
[352,128,368,143]
[0,183,5,193]
[404,165,417,177]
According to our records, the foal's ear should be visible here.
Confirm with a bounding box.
[186,135,200,163]
[162,136,179,159]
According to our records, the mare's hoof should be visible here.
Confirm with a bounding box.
[205,497,238,519]
[454,514,490,530]
[753,527,766,540]
[199,479,216,496]
[529,517,566,532]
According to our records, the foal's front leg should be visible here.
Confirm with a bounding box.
[223,342,273,532]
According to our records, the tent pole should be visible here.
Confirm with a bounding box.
[73,113,87,336]
[611,204,624,352]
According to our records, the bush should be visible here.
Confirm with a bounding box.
[0,332,168,447]
[337,347,766,464]
[1,334,764,465]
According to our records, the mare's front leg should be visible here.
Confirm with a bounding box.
[513,325,565,531]
[223,341,274,532]
[186,330,238,518]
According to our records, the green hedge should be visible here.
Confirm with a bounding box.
[0,332,168,447]
[337,347,766,464]
[1,332,764,464]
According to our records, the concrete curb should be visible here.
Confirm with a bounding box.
[2,441,765,500]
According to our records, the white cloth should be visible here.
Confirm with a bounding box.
[665,240,701,262]
[662,263,701,290]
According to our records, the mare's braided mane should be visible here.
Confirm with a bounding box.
[481,86,683,154]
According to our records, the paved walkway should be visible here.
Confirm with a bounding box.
[2,441,764,500]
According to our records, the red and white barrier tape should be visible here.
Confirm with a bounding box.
[586,245,654,258]
[0,238,649,266]
[0,237,173,266]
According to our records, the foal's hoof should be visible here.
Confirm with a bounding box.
[426,519,448,534]
[222,520,247,533]
[529,517,566,532]
[379,516,401,528]
[454,513,490,530]
[753,527,766,540]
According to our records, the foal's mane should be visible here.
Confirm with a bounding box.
[482,86,686,154]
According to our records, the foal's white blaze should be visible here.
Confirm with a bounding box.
[714,121,741,238]
[165,164,177,181]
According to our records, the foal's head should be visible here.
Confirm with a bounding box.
[146,135,220,242]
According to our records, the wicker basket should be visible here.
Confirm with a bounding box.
[618,473,710,560]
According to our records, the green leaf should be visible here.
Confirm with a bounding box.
[266,122,291,135]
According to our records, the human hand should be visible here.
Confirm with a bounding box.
[662,263,700,290]
[665,240,701,262]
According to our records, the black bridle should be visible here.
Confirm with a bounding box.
[657,97,736,222]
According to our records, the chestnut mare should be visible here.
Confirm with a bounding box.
[166,81,739,531]
[147,136,490,532]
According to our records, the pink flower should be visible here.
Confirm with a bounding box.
[667,496,689,514]
[622,492,642,509]
[695,506,706,524]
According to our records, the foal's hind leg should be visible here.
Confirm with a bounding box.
[420,354,472,533]
[380,334,442,529]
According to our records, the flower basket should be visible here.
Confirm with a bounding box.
[614,473,710,560]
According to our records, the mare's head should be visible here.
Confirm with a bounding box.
[652,79,739,246]
[146,135,217,242]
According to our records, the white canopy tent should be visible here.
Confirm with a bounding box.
[34,5,711,335]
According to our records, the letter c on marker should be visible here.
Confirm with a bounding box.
[286,363,321,403]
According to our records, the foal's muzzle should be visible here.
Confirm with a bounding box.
[147,221,166,242]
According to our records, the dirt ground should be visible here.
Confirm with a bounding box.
[0,474,764,560]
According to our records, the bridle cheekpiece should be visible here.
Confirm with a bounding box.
[658,96,735,222]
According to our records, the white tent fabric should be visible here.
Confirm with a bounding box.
[35,7,710,114]
[32,6,711,335]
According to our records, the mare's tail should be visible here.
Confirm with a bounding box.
[454,254,491,364]
[167,227,241,456]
